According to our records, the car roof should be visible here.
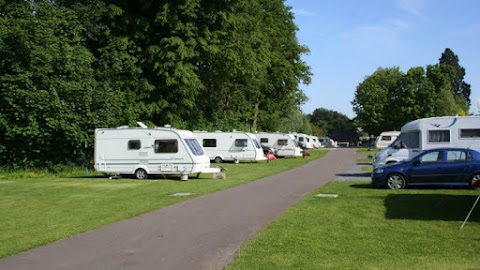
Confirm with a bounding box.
[423,148,480,154]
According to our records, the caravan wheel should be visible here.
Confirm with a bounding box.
[135,169,148,180]
[214,157,223,163]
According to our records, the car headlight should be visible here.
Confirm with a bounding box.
[373,168,384,174]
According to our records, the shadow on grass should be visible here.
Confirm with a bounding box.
[349,183,374,189]
[385,194,480,222]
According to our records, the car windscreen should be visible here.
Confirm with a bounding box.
[391,131,420,149]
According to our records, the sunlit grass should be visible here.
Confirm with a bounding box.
[226,181,480,270]
[0,150,328,258]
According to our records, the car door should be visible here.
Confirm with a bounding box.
[407,150,445,183]
[441,150,474,183]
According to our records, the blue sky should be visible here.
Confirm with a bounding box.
[285,0,480,118]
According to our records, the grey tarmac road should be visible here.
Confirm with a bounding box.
[0,148,359,270]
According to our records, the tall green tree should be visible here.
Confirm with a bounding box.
[426,64,462,116]
[0,0,311,168]
[390,66,436,124]
[352,67,404,135]
[0,1,96,166]
[438,48,471,108]
[309,108,354,136]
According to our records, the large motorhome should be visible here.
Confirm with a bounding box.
[374,131,400,149]
[374,116,480,168]
[193,131,267,163]
[94,123,216,179]
[256,133,302,157]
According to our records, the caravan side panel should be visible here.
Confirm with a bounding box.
[194,132,267,162]
[94,128,211,176]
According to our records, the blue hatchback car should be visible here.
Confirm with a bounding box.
[371,148,480,189]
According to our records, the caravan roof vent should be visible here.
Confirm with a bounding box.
[117,125,129,129]
[137,122,148,128]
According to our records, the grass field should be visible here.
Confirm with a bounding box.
[0,150,327,259]
[226,182,480,270]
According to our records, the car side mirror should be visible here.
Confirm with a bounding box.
[413,160,421,166]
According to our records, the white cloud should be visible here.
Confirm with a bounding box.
[341,19,410,52]
[396,0,429,19]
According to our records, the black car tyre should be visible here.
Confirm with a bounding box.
[135,168,148,180]
[470,173,480,189]
[214,157,223,163]
[386,173,406,189]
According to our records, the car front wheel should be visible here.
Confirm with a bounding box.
[386,173,406,189]
[470,173,480,189]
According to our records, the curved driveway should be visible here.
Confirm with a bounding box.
[0,148,359,270]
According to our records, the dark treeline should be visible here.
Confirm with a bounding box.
[0,0,311,168]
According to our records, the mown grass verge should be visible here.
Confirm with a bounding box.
[0,150,328,258]
[226,181,480,270]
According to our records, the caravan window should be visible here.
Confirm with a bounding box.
[460,129,480,138]
[235,139,248,147]
[278,139,288,146]
[260,138,268,143]
[428,130,450,143]
[154,140,178,153]
[203,139,217,147]
[381,136,392,141]
[128,140,141,150]
[185,139,205,156]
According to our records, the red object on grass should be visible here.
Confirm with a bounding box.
[267,151,277,161]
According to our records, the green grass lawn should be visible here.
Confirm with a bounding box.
[226,181,480,270]
[0,150,328,258]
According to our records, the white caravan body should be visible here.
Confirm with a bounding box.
[374,131,400,149]
[194,131,267,163]
[94,126,212,179]
[308,135,321,149]
[374,116,480,168]
[291,133,313,149]
[318,137,337,148]
[257,133,302,157]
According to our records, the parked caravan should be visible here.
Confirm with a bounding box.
[291,133,314,149]
[374,116,480,168]
[194,131,267,163]
[257,133,302,157]
[94,123,216,179]
[309,135,321,149]
[374,131,400,149]
[318,137,337,148]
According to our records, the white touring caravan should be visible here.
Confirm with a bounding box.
[374,116,480,168]
[193,131,267,163]
[257,133,302,157]
[309,135,321,149]
[291,133,313,149]
[318,137,337,148]
[374,131,400,149]
[94,123,217,179]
